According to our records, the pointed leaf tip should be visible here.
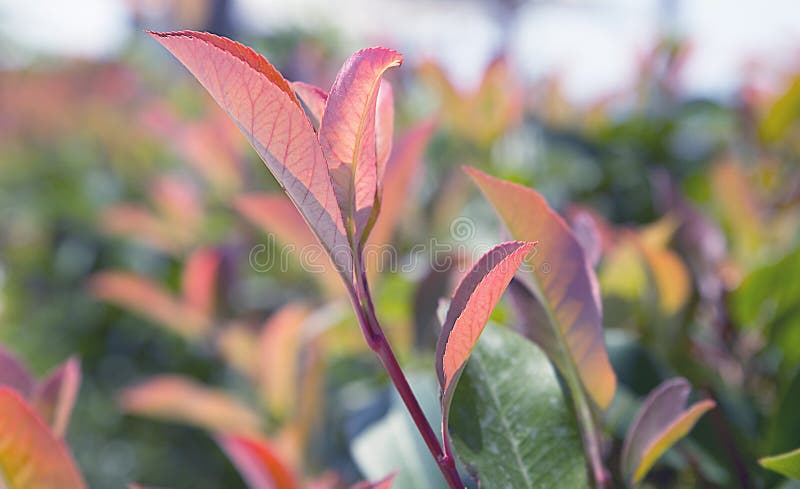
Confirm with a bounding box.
[319,47,403,247]
[621,378,715,485]
[464,166,617,410]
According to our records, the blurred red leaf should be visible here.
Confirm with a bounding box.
[32,357,80,438]
[217,434,299,489]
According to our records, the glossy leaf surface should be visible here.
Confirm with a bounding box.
[449,324,587,488]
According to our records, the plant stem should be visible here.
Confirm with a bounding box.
[564,372,609,489]
[350,265,465,489]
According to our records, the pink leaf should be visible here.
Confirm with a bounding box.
[318,47,402,246]
[621,378,715,485]
[436,241,535,453]
[181,248,221,319]
[292,81,327,129]
[33,357,81,438]
[374,80,394,185]
[89,271,210,338]
[119,375,262,435]
[217,434,299,489]
[148,31,352,277]
[466,167,617,410]
[0,345,35,398]
[0,387,87,489]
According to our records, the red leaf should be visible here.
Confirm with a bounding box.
[436,241,535,392]
[0,387,86,489]
[217,434,299,489]
[318,47,402,246]
[436,241,535,455]
[33,357,81,438]
[148,31,352,277]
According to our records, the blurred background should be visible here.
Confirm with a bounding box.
[1,0,800,487]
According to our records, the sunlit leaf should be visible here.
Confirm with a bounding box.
[466,167,616,410]
[217,434,299,489]
[32,357,80,438]
[119,375,262,435]
[759,76,800,143]
[149,31,352,277]
[0,387,86,489]
[760,448,800,480]
[318,47,401,246]
[449,324,587,488]
[181,248,220,320]
[436,241,535,455]
[292,81,328,129]
[621,378,715,485]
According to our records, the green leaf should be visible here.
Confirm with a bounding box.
[449,324,588,489]
[761,448,800,480]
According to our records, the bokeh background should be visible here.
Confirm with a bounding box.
[2,0,800,487]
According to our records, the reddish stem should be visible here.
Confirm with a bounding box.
[349,265,464,489]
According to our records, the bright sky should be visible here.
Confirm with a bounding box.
[1,0,798,101]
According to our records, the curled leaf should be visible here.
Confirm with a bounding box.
[292,81,328,128]
[149,31,352,276]
[318,47,402,246]
[621,378,715,485]
[0,387,86,489]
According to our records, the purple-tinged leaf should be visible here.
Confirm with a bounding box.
[0,346,35,398]
[621,378,715,486]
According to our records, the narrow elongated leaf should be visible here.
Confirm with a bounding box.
[621,378,715,485]
[292,81,327,128]
[465,167,616,410]
[181,248,220,320]
[0,387,86,489]
[149,31,352,276]
[33,357,80,437]
[217,434,299,489]
[449,324,587,488]
[119,375,262,435]
[760,448,800,480]
[318,47,402,246]
[0,346,35,398]
[436,241,535,457]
